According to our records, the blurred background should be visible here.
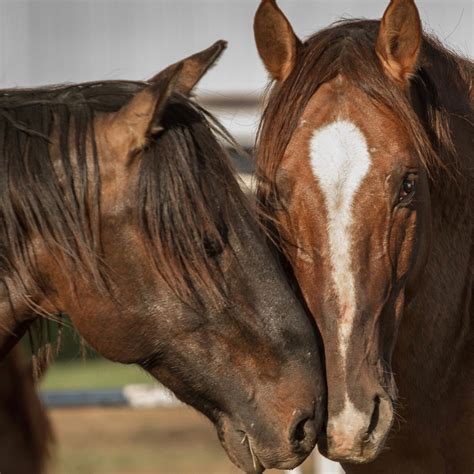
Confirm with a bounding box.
[0,0,471,147]
[1,0,470,473]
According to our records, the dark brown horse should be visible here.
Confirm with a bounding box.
[0,41,326,473]
[0,349,53,474]
[254,0,472,472]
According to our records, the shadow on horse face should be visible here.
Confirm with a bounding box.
[0,43,325,472]
[254,0,447,465]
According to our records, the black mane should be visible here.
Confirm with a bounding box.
[0,80,247,307]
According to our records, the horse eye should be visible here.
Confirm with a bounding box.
[399,175,417,203]
[203,236,224,258]
[203,221,228,259]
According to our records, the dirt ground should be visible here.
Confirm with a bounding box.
[48,406,318,474]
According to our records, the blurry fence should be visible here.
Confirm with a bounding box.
[42,384,344,474]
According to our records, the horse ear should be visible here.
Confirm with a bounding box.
[254,0,301,82]
[149,40,227,95]
[107,40,227,154]
[108,62,183,153]
[375,0,422,85]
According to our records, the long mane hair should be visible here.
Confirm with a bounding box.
[0,80,248,314]
[255,19,473,244]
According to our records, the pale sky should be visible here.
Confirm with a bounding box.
[0,0,471,93]
[0,1,470,144]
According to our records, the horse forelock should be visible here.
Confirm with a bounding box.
[137,95,252,309]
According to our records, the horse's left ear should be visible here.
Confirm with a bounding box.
[107,41,227,153]
[149,40,227,95]
[375,0,422,85]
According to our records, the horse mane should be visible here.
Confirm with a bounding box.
[0,79,247,313]
[255,19,473,233]
[138,94,248,307]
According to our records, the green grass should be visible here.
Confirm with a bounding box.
[41,358,152,390]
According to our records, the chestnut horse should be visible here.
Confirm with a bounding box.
[254,0,472,472]
[0,349,53,474]
[0,41,325,473]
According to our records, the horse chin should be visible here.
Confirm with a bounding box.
[216,417,265,474]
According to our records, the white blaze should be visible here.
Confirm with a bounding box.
[309,120,371,418]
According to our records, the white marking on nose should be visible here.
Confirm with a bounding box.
[327,395,368,448]
[309,120,371,412]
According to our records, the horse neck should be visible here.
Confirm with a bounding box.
[395,112,473,407]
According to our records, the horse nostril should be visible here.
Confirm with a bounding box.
[365,395,381,440]
[289,411,317,451]
[293,417,307,443]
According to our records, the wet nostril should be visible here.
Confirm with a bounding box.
[366,395,381,439]
[289,412,317,450]
[293,417,308,443]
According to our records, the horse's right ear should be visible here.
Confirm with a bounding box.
[149,40,227,95]
[254,0,301,82]
[107,62,183,153]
